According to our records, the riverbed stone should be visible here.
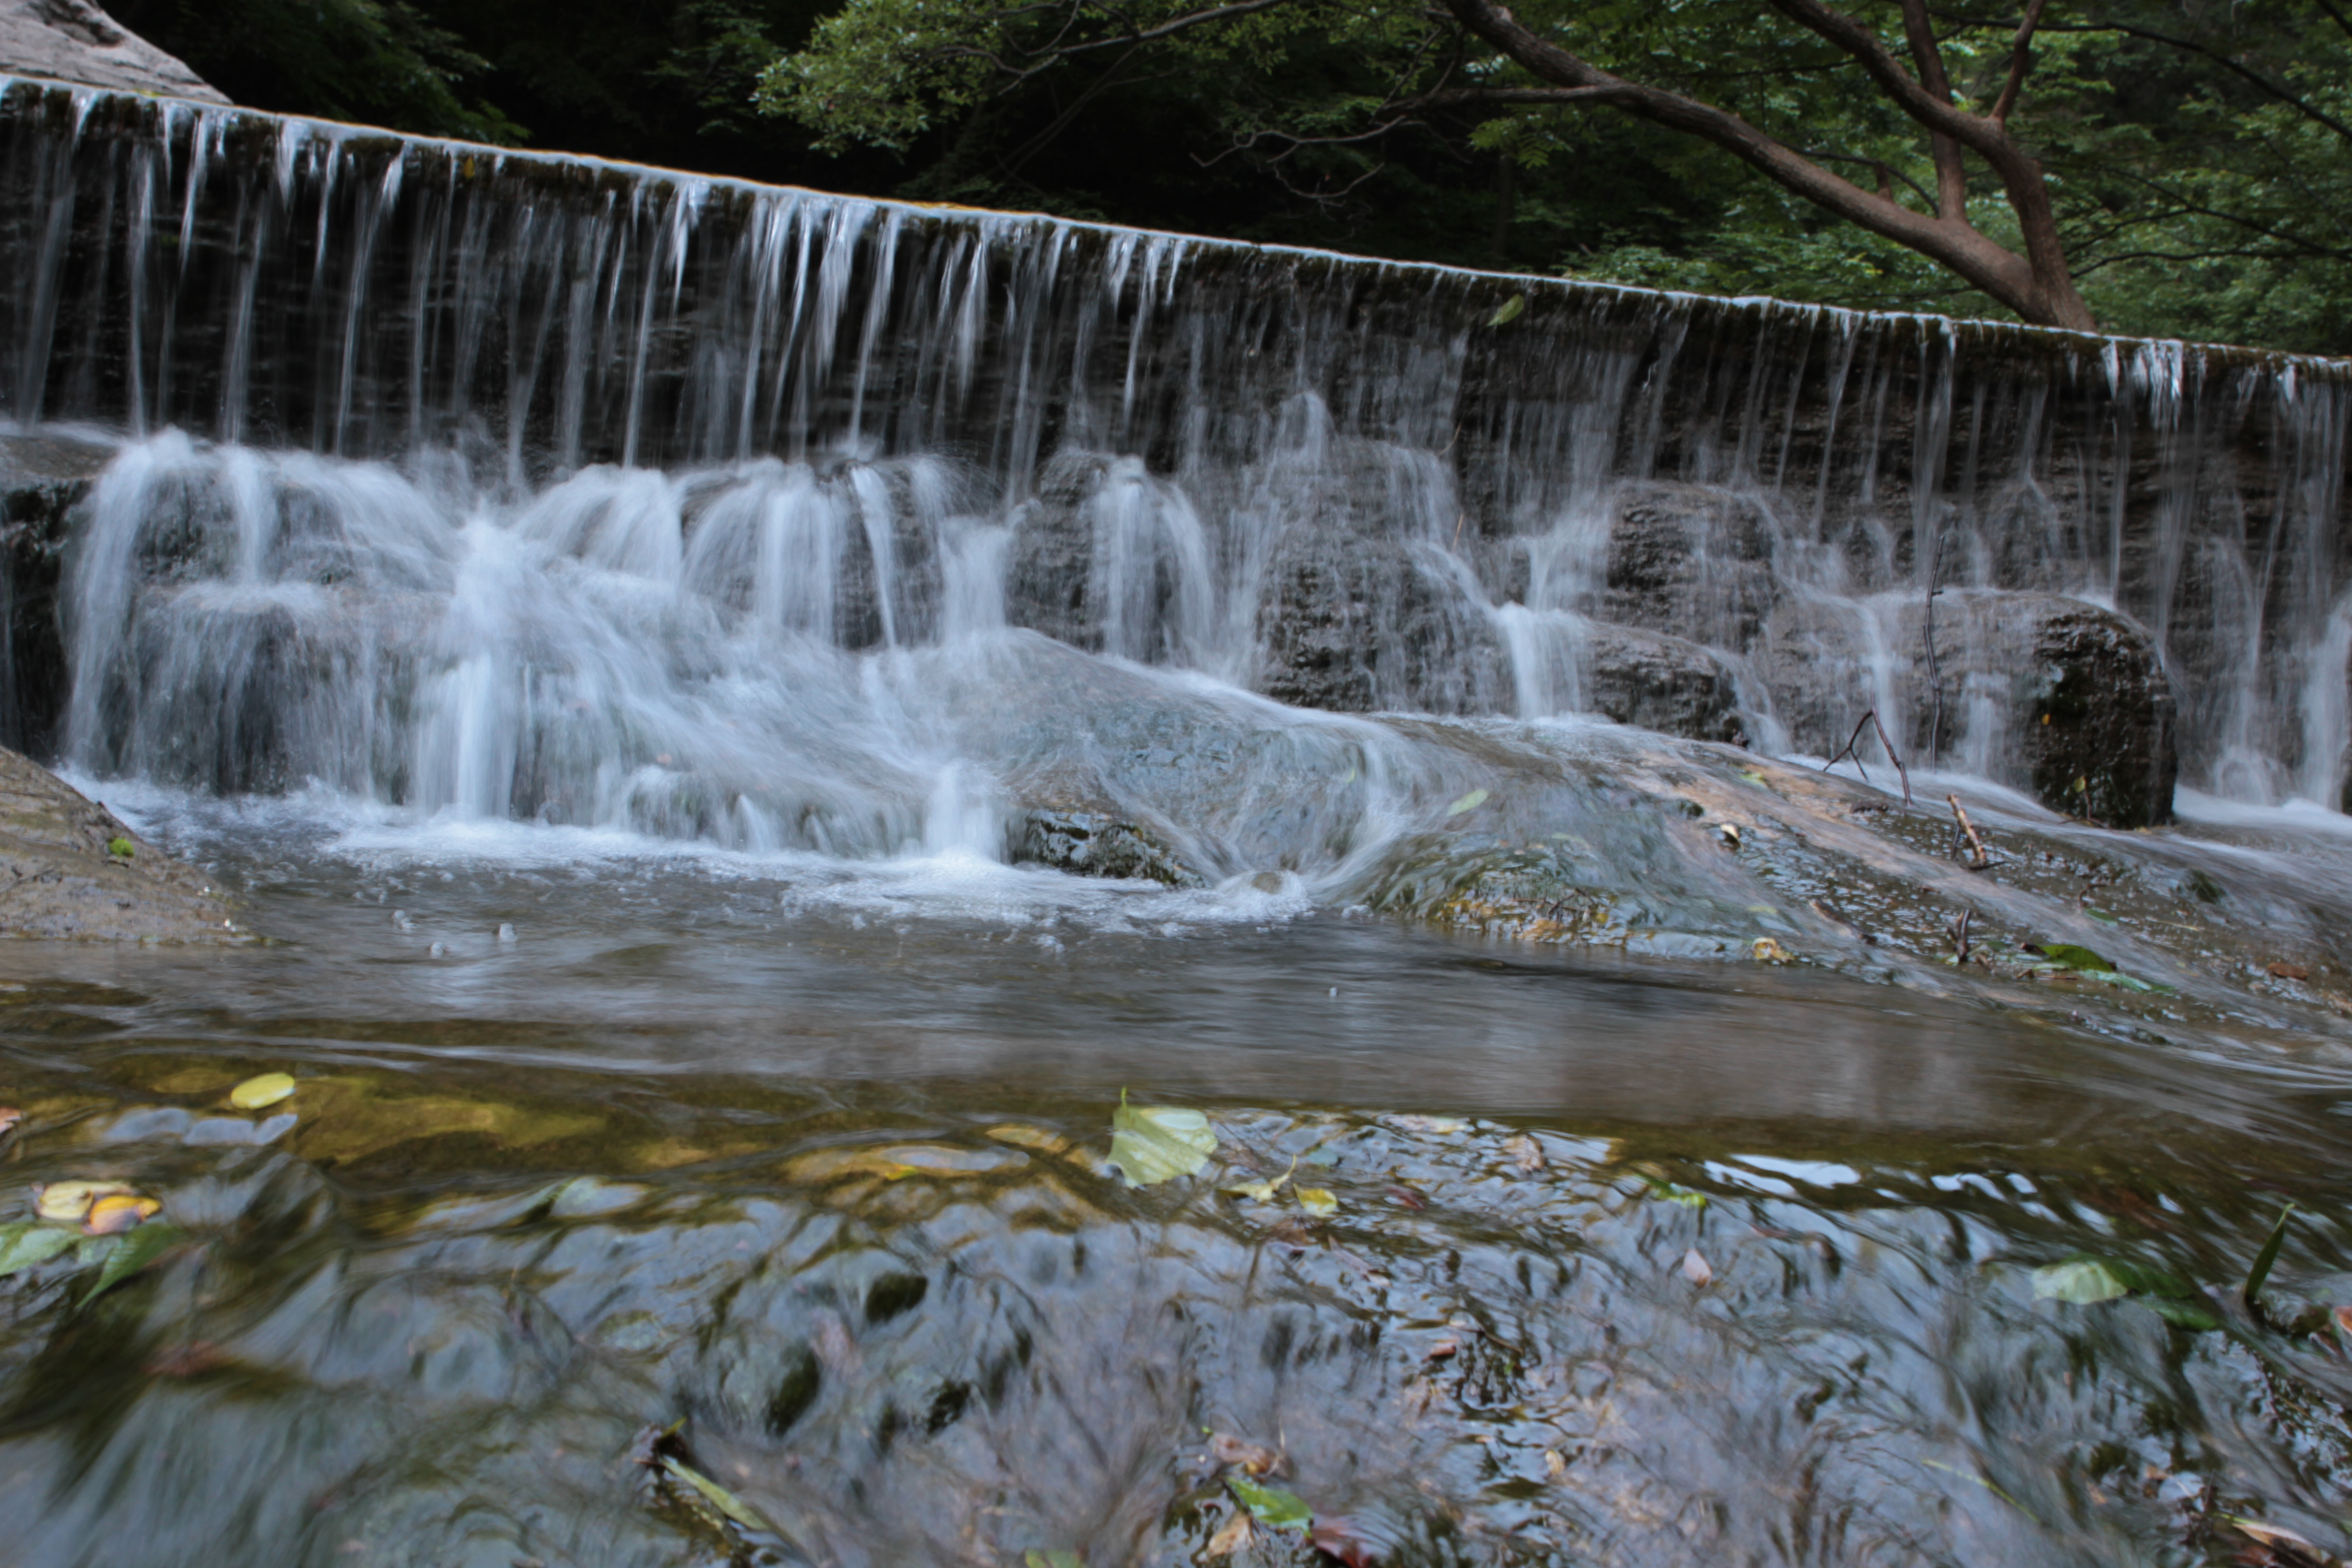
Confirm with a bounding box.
[0,744,245,940]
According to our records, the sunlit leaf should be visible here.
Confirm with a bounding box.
[1297,1187,1337,1217]
[1444,788,1489,817]
[83,1194,160,1235]
[1224,1153,1296,1204]
[661,1456,779,1535]
[1485,293,1526,327]
[33,1181,134,1225]
[1226,1475,1312,1534]
[2032,1258,2130,1303]
[229,1072,297,1110]
[0,1222,74,1278]
[1108,1093,1216,1187]
[82,1222,181,1305]
[1638,1174,1707,1208]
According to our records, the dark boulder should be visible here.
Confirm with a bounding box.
[1580,623,1749,745]
[0,431,110,755]
[1602,482,1781,652]
[1012,808,1204,887]
[1255,525,1506,715]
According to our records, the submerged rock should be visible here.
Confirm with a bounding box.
[0,746,243,941]
[1012,808,1204,888]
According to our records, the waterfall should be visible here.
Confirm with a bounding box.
[2,77,2348,839]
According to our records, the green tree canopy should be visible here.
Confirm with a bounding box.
[764,0,2352,349]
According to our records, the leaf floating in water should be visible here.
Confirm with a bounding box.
[2024,943,2115,973]
[106,836,133,858]
[229,1072,297,1110]
[1203,1512,1254,1558]
[1485,293,1527,328]
[1107,1092,1216,1187]
[0,1221,74,1278]
[661,1456,779,1536]
[1443,788,1490,818]
[2269,960,2311,981]
[2032,1258,2131,1303]
[82,1221,181,1305]
[33,1181,136,1225]
[83,1193,160,1235]
[1637,1174,1708,1209]
[1226,1475,1312,1534]
[1298,1187,1338,1217]
[1681,1248,1714,1286]
[0,1106,19,1137]
[1505,1134,1545,1173]
[1223,1153,1297,1204]
[1309,1516,1377,1568]
[1210,1433,1281,1476]
[1024,1553,1083,1568]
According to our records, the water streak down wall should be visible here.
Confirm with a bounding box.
[1,79,2348,813]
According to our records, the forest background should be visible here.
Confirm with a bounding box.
[93,0,2352,356]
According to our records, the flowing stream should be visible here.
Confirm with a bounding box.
[0,79,2350,1568]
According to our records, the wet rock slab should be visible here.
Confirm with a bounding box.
[0,746,241,940]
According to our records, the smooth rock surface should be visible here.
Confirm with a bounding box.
[0,0,222,101]
[0,745,243,939]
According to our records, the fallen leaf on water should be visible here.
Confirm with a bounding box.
[1107,1093,1216,1187]
[0,1107,20,1137]
[1226,1475,1312,1534]
[1637,1175,1708,1209]
[1309,1515,1376,1566]
[34,1180,135,1225]
[1504,1134,1544,1173]
[1024,1552,1082,1568]
[1443,789,1489,818]
[1297,1187,1338,1217]
[1385,1185,1427,1210]
[143,1340,233,1377]
[229,1072,297,1110]
[1204,1512,1253,1558]
[2334,1304,2352,1340]
[1427,1336,1458,1360]
[1751,936,1790,963]
[1682,1249,1714,1286]
[662,1455,779,1536]
[1210,1433,1280,1476]
[0,1221,74,1277]
[1389,1115,1463,1135]
[83,1193,160,1235]
[2030,1258,2129,1303]
[985,1124,1072,1155]
[1544,1449,1568,1480]
[2225,1517,2337,1565]
[82,1222,182,1305]
[1224,1153,1298,1204]
[2270,961,2311,981]
[1265,1216,1313,1249]
[2023,943,2115,973]
[1485,294,1526,328]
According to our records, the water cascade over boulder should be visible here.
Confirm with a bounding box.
[0,79,2343,838]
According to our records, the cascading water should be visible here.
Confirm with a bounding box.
[0,78,2345,847]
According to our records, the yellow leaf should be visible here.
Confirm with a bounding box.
[1298,1187,1338,1217]
[34,1181,134,1225]
[83,1194,160,1235]
[229,1073,296,1110]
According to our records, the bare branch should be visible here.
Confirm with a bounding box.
[1989,0,2048,124]
[1893,0,1967,220]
